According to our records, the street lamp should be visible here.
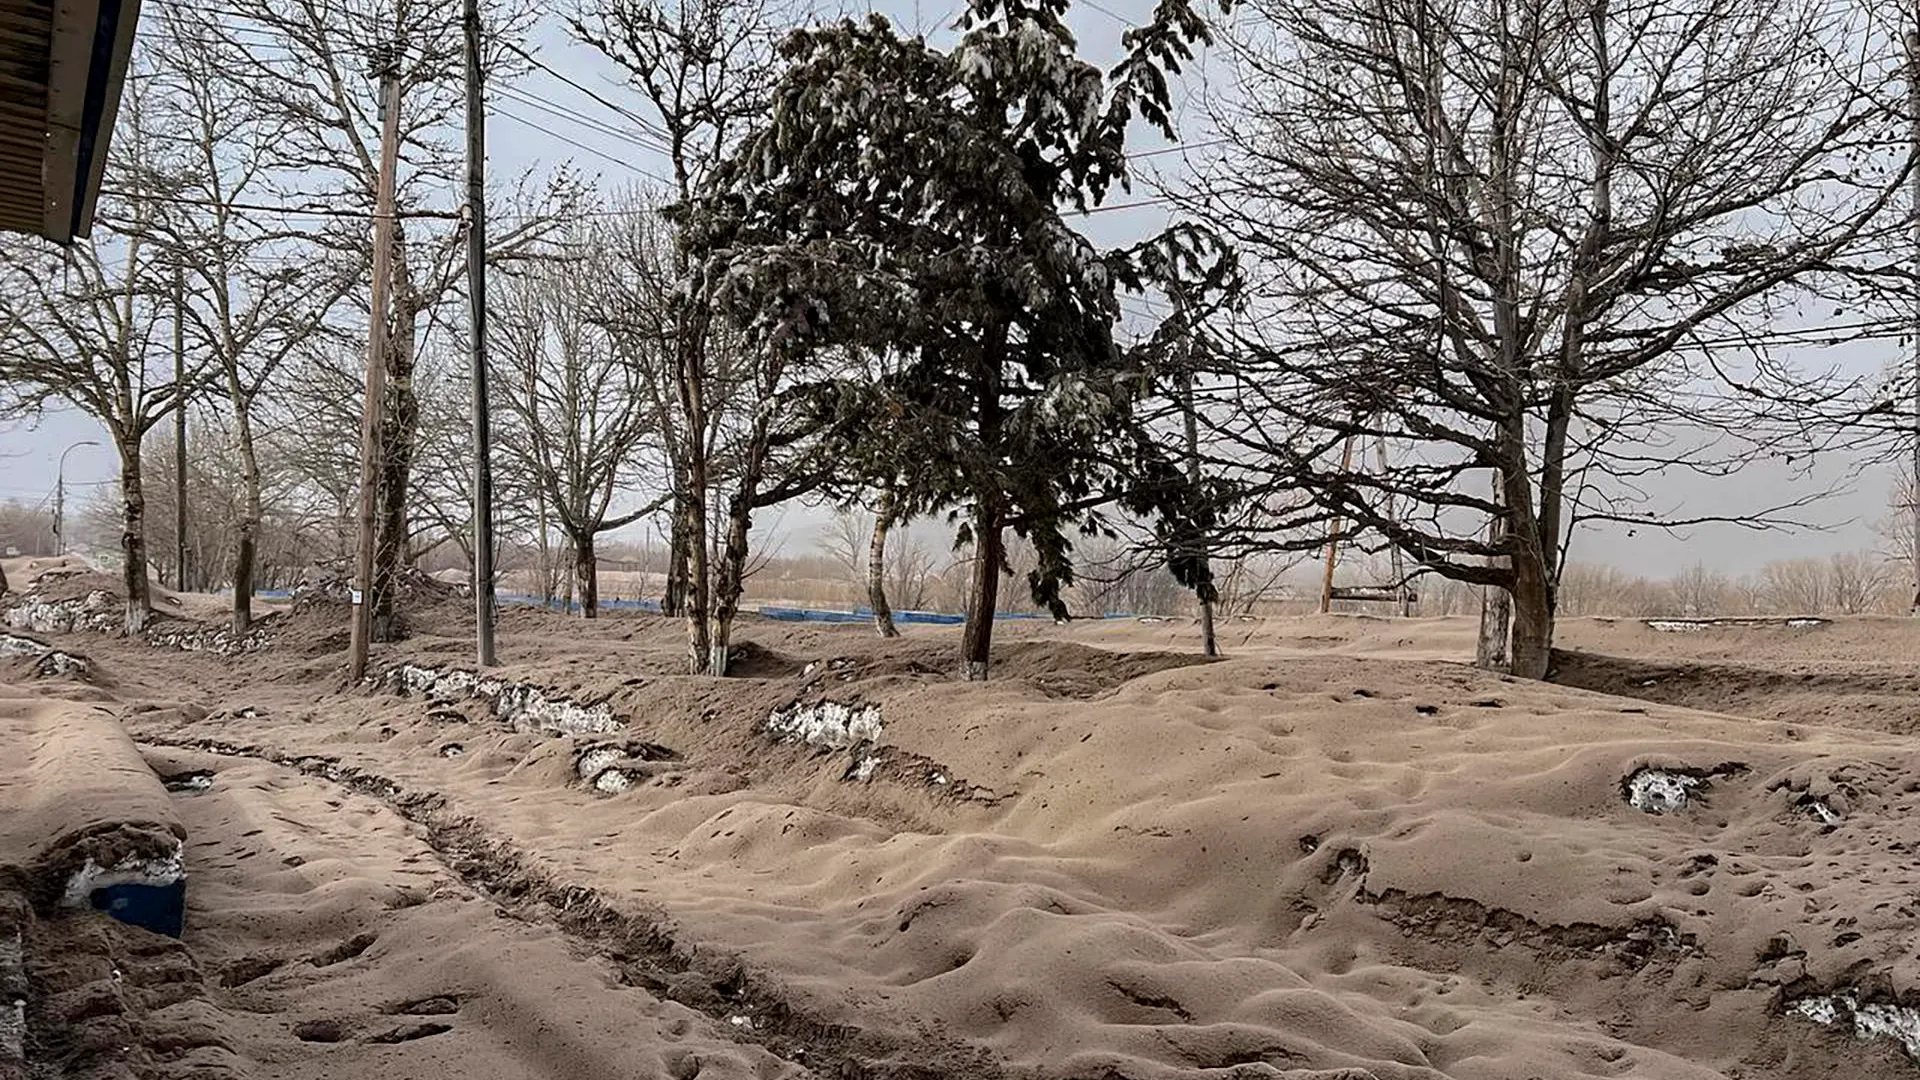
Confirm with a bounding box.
[54,440,100,557]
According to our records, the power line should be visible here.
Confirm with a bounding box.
[501,40,674,146]
[494,84,673,159]
[1077,0,1133,27]
[493,107,672,184]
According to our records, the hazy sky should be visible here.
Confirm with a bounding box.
[1,0,1908,578]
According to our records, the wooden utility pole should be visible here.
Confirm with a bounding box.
[173,264,188,591]
[1318,434,1356,614]
[465,0,498,666]
[1908,26,1920,616]
[349,50,404,683]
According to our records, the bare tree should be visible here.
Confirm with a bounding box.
[1072,536,1187,617]
[572,0,791,673]
[1874,473,1919,609]
[1761,558,1831,615]
[0,90,185,631]
[126,7,356,632]
[1214,553,1304,617]
[866,491,903,636]
[1189,0,1912,677]
[820,501,936,633]
[1666,564,1732,618]
[202,0,577,638]
[1826,550,1895,614]
[493,219,663,616]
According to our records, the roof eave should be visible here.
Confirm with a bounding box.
[41,0,140,243]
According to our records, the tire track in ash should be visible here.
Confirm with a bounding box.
[149,746,799,1080]
[135,733,1013,1080]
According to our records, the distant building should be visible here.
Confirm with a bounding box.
[0,0,143,242]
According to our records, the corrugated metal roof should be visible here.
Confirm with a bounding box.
[0,0,140,242]
[0,0,54,236]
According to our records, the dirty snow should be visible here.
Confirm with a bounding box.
[389,664,619,736]
[58,839,186,909]
[1792,994,1920,1063]
[1625,769,1702,814]
[765,700,883,750]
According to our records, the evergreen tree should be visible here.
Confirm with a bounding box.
[681,0,1225,679]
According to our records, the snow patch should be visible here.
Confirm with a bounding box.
[59,839,186,909]
[574,746,626,783]
[569,740,673,795]
[5,590,116,634]
[766,700,883,750]
[146,621,272,655]
[593,770,633,794]
[1792,994,1920,1062]
[1625,769,1703,814]
[3,593,268,654]
[0,633,44,658]
[35,650,88,676]
[162,771,214,794]
[0,633,88,677]
[388,664,618,736]
[1645,616,1829,632]
[1801,797,1843,825]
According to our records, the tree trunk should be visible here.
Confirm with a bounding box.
[708,411,774,676]
[708,517,738,677]
[1508,549,1554,679]
[1477,585,1510,672]
[709,500,745,676]
[231,402,262,634]
[663,492,688,617]
[868,492,900,639]
[574,530,598,618]
[960,505,1003,681]
[118,437,150,635]
[678,366,712,674]
[372,274,421,642]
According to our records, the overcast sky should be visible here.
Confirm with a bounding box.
[2,0,1908,578]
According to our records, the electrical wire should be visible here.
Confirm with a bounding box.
[493,108,673,185]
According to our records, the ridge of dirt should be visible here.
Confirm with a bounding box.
[22,900,247,1080]
[1551,649,1920,735]
[131,733,1014,1080]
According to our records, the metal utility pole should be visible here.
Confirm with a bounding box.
[173,264,188,591]
[349,50,404,683]
[54,440,98,557]
[1908,26,1920,616]
[466,0,498,667]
